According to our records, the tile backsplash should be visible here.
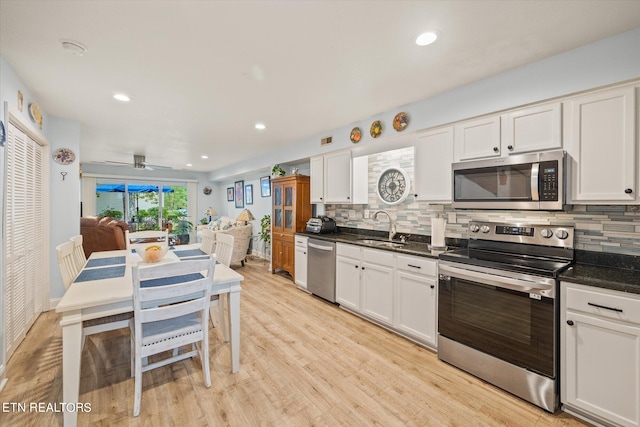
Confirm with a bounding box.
[324,148,640,256]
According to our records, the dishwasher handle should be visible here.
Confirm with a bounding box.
[308,242,335,251]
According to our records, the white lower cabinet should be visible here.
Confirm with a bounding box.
[395,255,438,347]
[336,243,438,348]
[294,236,308,290]
[561,282,640,427]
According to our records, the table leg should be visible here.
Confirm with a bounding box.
[61,311,83,427]
[227,286,241,373]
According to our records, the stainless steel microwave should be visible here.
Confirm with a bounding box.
[451,150,565,210]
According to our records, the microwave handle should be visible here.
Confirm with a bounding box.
[531,163,540,201]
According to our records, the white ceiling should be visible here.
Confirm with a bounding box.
[1,1,640,172]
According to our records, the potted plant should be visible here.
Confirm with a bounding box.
[258,214,271,245]
[271,164,286,177]
[173,218,193,245]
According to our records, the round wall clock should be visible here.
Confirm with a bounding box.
[376,167,411,205]
[203,186,212,195]
[52,148,76,165]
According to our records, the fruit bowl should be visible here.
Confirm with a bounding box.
[136,245,169,263]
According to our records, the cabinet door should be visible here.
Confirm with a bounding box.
[294,246,307,289]
[414,126,454,202]
[272,236,283,270]
[310,156,324,203]
[565,86,636,203]
[361,251,395,326]
[454,115,501,161]
[563,311,640,427]
[395,271,437,346]
[503,102,562,154]
[272,183,284,233]
[323,150,352,203]
[336,255,361,311]
[282,238,295,279]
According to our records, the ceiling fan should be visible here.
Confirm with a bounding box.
[104,155,172,170]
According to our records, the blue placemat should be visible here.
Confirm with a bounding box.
[141,273,204,288]
[74,265,126,283]
[85,256,126,268]
[174,249,207,258]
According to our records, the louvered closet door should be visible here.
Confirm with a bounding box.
[5,122,46,359]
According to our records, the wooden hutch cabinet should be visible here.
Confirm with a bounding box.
[271,175,311,281]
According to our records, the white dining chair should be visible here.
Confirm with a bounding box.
[57,239,132,345]
[210,233,234,341]
[125,229,169,251]
[56,241,78,289]
[130,256,216,417]
[200,229,216,255]
[70,234,87,272]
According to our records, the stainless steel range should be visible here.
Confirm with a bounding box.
[438,221,574,412]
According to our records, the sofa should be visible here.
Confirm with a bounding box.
[80,216,130,257]
[198,216,253,266]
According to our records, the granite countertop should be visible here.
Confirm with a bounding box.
[297,229,457,259]
[559,250,640,295]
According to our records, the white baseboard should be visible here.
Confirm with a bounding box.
[48,298,61,311]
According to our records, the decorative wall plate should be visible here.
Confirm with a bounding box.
[376,167,411,205]
[203,186,212,195]
[350,127,362,144]
[29,103,43,129]
[393,112,409,132]
[52,148,76,165]
[370,120,383,138]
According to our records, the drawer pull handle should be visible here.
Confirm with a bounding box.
[587,302,623,313]
[407,264,422,269]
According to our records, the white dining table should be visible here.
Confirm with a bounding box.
[55,244,243,427]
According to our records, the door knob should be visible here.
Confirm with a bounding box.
[493,147,499,153]
[625,188,633,194]
[566,320,574,326]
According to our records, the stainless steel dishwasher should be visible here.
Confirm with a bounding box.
[306,238,336,303]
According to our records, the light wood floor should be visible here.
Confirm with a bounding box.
[3,258,590,426]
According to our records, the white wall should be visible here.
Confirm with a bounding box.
[47,117,82,299]
[208,27,640,182]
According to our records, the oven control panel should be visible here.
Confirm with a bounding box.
[468,221,574,248]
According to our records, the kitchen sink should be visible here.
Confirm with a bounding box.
[358,239,406,248]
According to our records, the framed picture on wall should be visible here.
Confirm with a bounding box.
[235,180,244,209]
[260,176,271,197]
[245,184,253,205]
[227,187,234,202]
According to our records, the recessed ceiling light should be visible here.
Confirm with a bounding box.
[186,163,193,167]
[255,123,266,130]
[113,93,131,102]
[416,31,439,46]
[60,39,87,56]
[201,155,208,159]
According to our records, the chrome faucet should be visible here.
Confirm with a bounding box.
[373,210,396,241]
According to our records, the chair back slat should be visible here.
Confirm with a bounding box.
[200,229,216,254]
[70,234,87,271]
[56,241,78,289]
[214,233,234,267]
[126,229,169,251]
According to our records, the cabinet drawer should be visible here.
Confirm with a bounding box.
[565,283,640,325]
[362,248,394,267]
[337,243,360,259]
[273,233,294,244]
[295,236,308,248]
[397,255,437,277]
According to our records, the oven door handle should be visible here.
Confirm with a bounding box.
[439,264,554,294]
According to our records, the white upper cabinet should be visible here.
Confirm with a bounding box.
[414,126,454,202]
[564,85,637,203]
[310,150,367,204]
[310,156,325,203]
[454,115,501,161]
[502,102,562,154]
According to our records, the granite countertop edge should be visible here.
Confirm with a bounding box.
[559,264,640,295]
[297,231,448,259]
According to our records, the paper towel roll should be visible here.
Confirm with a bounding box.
[431,217,446,248]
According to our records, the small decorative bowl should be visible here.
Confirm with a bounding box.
[136,245,169,263]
